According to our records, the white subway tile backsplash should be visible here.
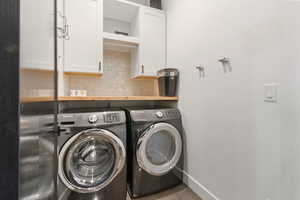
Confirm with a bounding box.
[68,50,155,96]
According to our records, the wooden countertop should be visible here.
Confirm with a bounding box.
[21,97,55,103]
[21,96,178,103]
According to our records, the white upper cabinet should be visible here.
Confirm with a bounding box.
[20,0,55,71]
[102,0,166,78]
[133,6,166,78]
[22,0,165,79]
[63,0,103,74]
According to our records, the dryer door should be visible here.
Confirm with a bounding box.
[59,129,126,193]
[137,123,182,176]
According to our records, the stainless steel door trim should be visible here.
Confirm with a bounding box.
[58,128,126,194]
[136,123,182,176]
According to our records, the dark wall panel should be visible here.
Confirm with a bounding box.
[0,0,20,199]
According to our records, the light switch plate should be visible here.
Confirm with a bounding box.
[264,83,278,103]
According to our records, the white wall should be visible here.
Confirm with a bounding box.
[280,2,300,200]
[163,0,300,200]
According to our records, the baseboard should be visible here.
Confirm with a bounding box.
[180,169,221,200]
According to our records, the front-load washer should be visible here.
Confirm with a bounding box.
[125,107,183,198]
[58,110,127,200]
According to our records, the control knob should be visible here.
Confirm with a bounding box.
[88,114,98,124]
[156,111,164,118]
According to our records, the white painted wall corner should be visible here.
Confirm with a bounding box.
[179,169,221,200]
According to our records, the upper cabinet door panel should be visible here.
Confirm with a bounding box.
[139,7,165,76]
[64,0,103,74]
[20,0,55,71]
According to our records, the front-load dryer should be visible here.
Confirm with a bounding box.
[58,110,127,200]
[125,107,183,198]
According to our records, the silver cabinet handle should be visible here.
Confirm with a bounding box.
[99,61,102,72]
[64,22,70,40]
[57,11,70,40]
[141,65,145,74]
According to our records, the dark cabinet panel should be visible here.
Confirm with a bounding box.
[0,0,20,199]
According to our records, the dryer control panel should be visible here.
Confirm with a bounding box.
[129,108,181,122]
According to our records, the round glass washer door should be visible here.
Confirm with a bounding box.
[137,123,182,176]
[58,129,126,193]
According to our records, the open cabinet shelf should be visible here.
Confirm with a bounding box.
[103,0,141,51]
[104,0,140,23]
[103,32,139,52]
[103,32,139,45]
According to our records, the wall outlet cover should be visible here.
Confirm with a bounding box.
[264,83,278,103]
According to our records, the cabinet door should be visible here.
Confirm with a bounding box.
[64,0,103,74]
[138,7,166,77]
[20,0,55,71]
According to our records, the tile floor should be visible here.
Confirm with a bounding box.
[127,184,202,200]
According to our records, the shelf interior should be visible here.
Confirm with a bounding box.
[103,32,139,52]
[103,0,140,23]
[103,0,140,43]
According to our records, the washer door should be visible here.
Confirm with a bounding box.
[59,129,126,193]
[137,123,182,176]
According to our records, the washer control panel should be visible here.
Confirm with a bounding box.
[104,113,120,123]
[59,111,126,127]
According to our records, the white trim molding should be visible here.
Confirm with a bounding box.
[178,168,221,200]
